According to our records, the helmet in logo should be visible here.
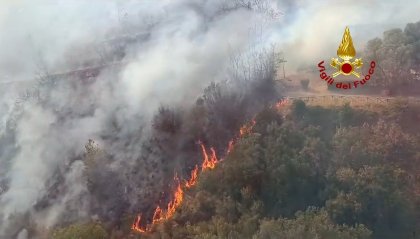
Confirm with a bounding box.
[330,27,363,78]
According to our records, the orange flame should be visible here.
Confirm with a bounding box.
[164,180,183,220]
[200,143,218,171]
[185,165,199,188]
[240,119,256,136]
[152,206,163,224]
[132,176,184,233]
[275,98,289,110]
[132,119,256,234]
[131,215,146,233]
[151,176,184,224]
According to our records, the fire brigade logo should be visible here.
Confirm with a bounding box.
[331,27,363,78]
[318,26,376,90]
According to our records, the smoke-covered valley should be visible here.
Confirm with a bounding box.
[0,1,420,238]
[0,1,284,237]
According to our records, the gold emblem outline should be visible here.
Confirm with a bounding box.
[330,26,363,78]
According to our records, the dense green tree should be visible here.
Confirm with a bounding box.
[253,107,283,134]
[364,20,420,87]
[254,208,371,239]
[332,120,417,169]
[327,166,416,239]
[260,122,324,217]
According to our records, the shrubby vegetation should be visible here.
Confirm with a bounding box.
[121,100,419,239]
[364,20,420,89]
[52,99,420,239]
[48,20,420,238]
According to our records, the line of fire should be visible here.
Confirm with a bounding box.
[131,100,287,234]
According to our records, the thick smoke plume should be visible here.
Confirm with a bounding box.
[0,0,282,237]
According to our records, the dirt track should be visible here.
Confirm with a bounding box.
[282,91,420,107]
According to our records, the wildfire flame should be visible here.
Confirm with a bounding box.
[185,165,199,188]
[132,176,184,232]
[200,143,218,171]
[132,119,256,234]
[275,98,289,110]
[131,215,146,233]
[240,119,256,136]
[131,145,219,233]
[151,177,184,224]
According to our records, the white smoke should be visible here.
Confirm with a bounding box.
[270,0,420,71]
[0,0,281,237]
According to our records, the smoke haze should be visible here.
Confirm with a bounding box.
[272,0,420,71]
